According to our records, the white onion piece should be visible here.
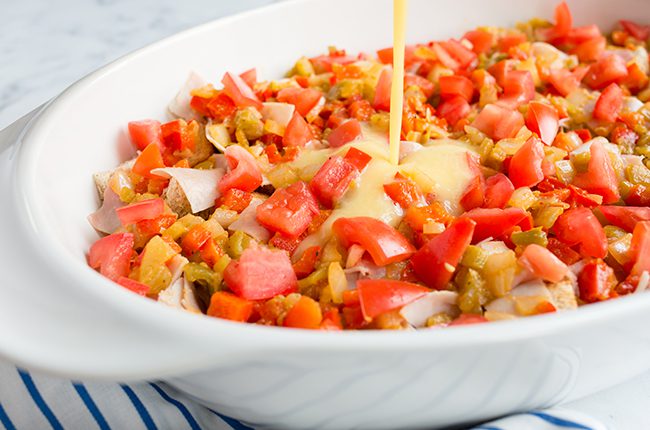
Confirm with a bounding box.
[512,267,536,287]
[478,241,509,255]
[151,167,224,213]
[400,291,458,328]
[531,42,570,70]
[168,71,207,121]
[485,296,517,314]
[636,271,650,294]
[306,96,326,123]
[399,140,422,161]
[622,154,645,168]
[228,198,271,242]
[206,121,231,153]
[261,102,295,127]
[511,279,552,300]
[158,277,183,309]
[181,277,201,313]
[88,186,125,234]
[624,96,644,113]
[344,259,386,279]
[167,255,189,284]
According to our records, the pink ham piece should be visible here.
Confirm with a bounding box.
[88,187,125,234]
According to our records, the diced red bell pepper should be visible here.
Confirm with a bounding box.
[132,143,166,179]
[357,279,429,320]
[116,277,150,296]
[328,119,362,148]
[620,20,650,41]
[207,291,254,322]
[437,96,471,126]
[218,145,263,194]
[405,202,454,232]
[161,119,196,152]
[116,198,165,226]
[599,206,650,232]
[256,181,319,238]
[384,175,426,209]
[526,102,559,145]
[472,104,524,141]
[292,246,321,279]
[333,217,415,266]
[508,137,544,188]
[571,140,620,204]
[547,237,581,265]
[578,259,614,303]
[484,173,515,209]
[439,75,474,102]
[310,156,358,208]
[630,221,650,276]
[277,87,323,116]
[128,120,163,151]
[181,224,212,256]
[462,207,529,243]
[518,244,569,283]
[224,246,298,300]
[216,189,253,213]
[88,233,135,281]
[221,71,262,109]
[373,68,392,111]
[583,54,629,90]
[343,147,372,171]
[593,83,623,123]
[411,217,475,289]
[553,207,607,258]
[283,112,313,147]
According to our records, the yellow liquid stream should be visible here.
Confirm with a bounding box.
[389,0,408,165]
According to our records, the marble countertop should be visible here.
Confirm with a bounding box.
[2,1,650,428]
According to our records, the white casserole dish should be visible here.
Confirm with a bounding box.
[1,0,650,428]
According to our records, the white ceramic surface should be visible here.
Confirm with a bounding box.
[2,0,650,428]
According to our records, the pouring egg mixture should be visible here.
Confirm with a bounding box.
[88,2,650,330]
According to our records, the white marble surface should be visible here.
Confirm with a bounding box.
[2,1,650,428]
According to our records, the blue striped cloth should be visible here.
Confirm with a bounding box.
[0,360,606,430]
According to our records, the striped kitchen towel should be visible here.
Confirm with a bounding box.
[0,360,606,430]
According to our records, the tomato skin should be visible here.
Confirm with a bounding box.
[218,145,263,194]
[277,87,322,116]
[526,102,559,145]
[519,244,569,283]
[571,140,620,204]
[224,246,297,300]
[583,54,628,90]
[207,291,254,322]
[116,198,165,226]
[328,119,362,148]
[357,279,429,320]
[484,173,515,209]
[599,206,650,232]
[411,217,476,289]
[128,120,162,151]
[283,112,314,148]
[620,20,650,41]
[333,217,416,266]
[256,181,319,238]
[508,137,544,188]
[630,221,650,276]
[373,68,392,111]
[310,156,357,208]
[437,96,471,126]
[462,207,528,243]
[284,296,323,329]
[132,143,166,179]
[593,83,623,123]
[439,75,474,102]
[88,233,135,281]
[472,104,524,141]
[578,259,614,303]
[221,71,262,109]
[553,207,607,259]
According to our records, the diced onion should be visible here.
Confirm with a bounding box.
[150,167,224,213]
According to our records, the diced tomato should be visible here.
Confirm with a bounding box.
[357,279,429,320]
[448,314,488,326]
[239,68,257,88]
[599,206,650,232]
[342,305,366,329]
[411,217,475,289]
[333,217,415,266]
[310,52,358,72]
[630,221,650,276]
[484,173,515,209]
[462,207,529,243]
[277,87,323,116]
[405,202,454,231]
[463,29,494,54]
[221,71,262,109]
[404,74,435,98]
[439,39,477,70]
[567,24,602,44]
[256,181,319,238]
[320,308,343,330]
[224,246,298,300]
[283,112,313,147]
[292,246,321,279]
[136,213,177,237]
[343,147,371,171]
[572,36,606,63]
[488,60,515,87]
[553,207,607,258]
[460,176,485,211]
[439,75,474,102]
[376,45,417,66]
[501,70,535,106]
[437,96,471,126]
[132,143,166,179]
[509,137,544,188]
[593,83,623,123]
[547,68,580,97]
[328,119,362,148]
[384,176,425,209]
[202,93,238,121]
[578,259,614,303]
[116,198,164,226]
[88,233,135,281]
[518,244,569,283]
[622,63,650,93]
[269,233,302,254]
[583,54,628,90]
[128,120,162,151]
[207,291,254,322]
[626,184,650,206]
[538,1,573,42]
[373,68,392,111]
[116,277,150,296]
[310,156,358,208]
[526,102,559,145]
[472,104,524,141]
[284,296,323,329]
[200,238,224,267]
[348,99,375,121]
[572,140,620,204]
[161,119,196,152]
[218,145,263,194]
[620,20,650,41]
[498,32,527,52]
[181,225,212,255]
[216,189,253,213]
[432,43,460,71]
